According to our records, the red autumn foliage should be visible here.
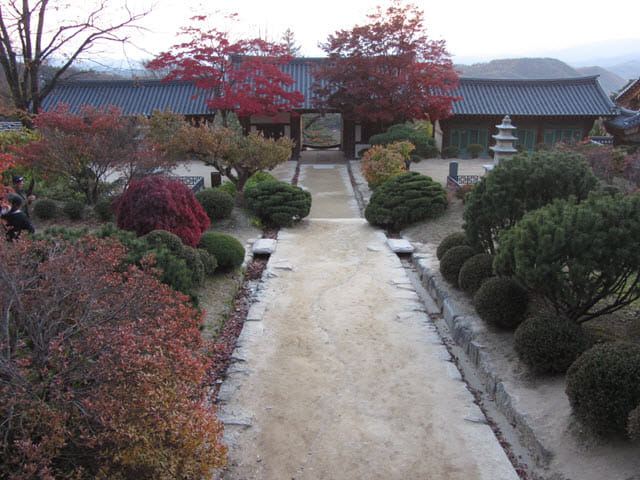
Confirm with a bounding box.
[311,1,459,124]
[15,104,175,203]
[0,236,227,479]
[146,15,305,125]
[114,175,210,247]
[556,141,640,193]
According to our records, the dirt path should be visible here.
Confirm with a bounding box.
[217,160,518,479]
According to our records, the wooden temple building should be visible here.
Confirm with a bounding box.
[40,58,616,158]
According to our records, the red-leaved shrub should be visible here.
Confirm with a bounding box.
[114,175,210,247]
[0,236,227,479]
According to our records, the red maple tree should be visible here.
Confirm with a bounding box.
[15,105,174,203]
[114,175,210,247]
[0,236,226,479]
[146,15,305,126]
[311,1,459,125]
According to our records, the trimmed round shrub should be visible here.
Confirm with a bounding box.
[364,171,448,232]
[467,143,484,158]
[63,199,85,220]
[33,198,58,220]
[514,313,591,374]
[113,175,210,248]
[93,197,114,221]
[244,180,312,228]
[436,231,468,260]
[566,342,640,436]
[473,276,528,329]
[198,248,218,277]
[199,233,245,270]
[143,229,184,254]
[421,145,440,159]
[439,245,475,288]
[442,146,460,158]
[458,253,494,296]
[195,188,234,221]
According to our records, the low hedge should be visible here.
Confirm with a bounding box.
[566,342,640,436]
[33,199,58,220]
[364,171,447,232]
[458,253,494,296]
[199,232,245,270]
[439,245,475,288]
[473,276,528,329]
[244,180,311,227]
[514,312,591,374]
[195,188,235,221]
[436,232,468,260]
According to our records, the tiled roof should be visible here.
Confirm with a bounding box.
[40,64,616,120]
[451,76,615,117]
[279,58,326,110]
[604,107,640,130]
[615,78,640,103]
[40,79,215,116]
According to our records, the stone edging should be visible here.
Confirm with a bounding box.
[411,256,552,469]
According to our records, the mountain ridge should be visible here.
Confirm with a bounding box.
[455,57,629,96]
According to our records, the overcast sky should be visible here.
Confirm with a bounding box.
[115,0,639,65]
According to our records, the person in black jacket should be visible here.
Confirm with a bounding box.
[1,193,35,241]
[12,175,36,217]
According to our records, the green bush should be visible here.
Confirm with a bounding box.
[195,188,235,221]
[473,276,528,329]
[369,123,436,158]
[218,182,237,197]
[421,145,440,159]
[199,233,245,270]
[364,171,448,232]
[32,198,58,220]
[463,150,599,254]
[494,193,640,324]
[244,180,312,227]
[93,197,114,221]
[566,342,640,436]
[143,229,184,254]
[514,313,591,374]
[180,245,205,286]
[198,248,218,277]
[439,245,475,288]
[436,232,468,260]
[458,253,494,296]
[244,171,277,191]
[150,247,195,295]
[360,142,411,187]
[63,199,85,220]
[467,143,484,158]
[442,146,460,158]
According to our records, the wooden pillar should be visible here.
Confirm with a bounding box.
[342,118,356,159]
[239,116,251,136]
[535,119,545,146]
[290,114,302,160]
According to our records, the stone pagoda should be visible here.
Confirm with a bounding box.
[489,115,518,166]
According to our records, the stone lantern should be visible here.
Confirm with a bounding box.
[490,115,518,166]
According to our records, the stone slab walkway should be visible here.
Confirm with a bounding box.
[218,155,518,480]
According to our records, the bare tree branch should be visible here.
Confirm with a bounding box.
[0,0,151,114]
